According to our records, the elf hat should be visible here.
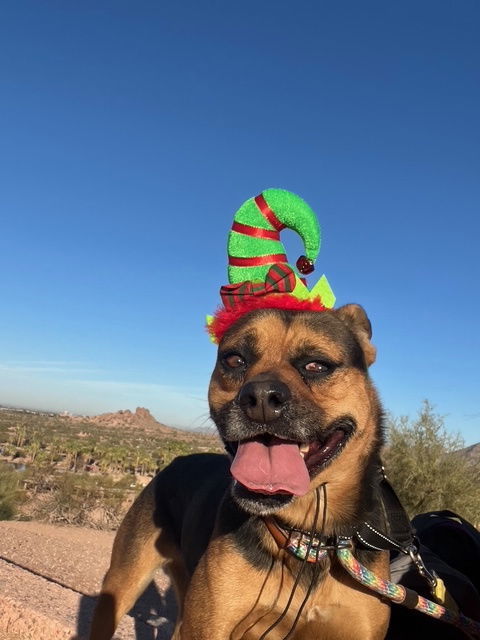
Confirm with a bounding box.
[207,188,335,343]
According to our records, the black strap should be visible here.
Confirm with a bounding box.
[378,476,415,548]
[354,474,441,594]
[355,475,415,553]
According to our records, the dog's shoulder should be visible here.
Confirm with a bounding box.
[152,452,231,516]
[151,453,232,573]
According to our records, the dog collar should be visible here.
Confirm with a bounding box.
[263,517,352,563]
[263,475,422,564]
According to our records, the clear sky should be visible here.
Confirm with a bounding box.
[0,1,479,444]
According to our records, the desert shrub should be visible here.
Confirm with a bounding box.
[384,401,480,523]
[0,462,24,520]
[30,472,139,529]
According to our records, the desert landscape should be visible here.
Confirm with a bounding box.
[0,406,222,639]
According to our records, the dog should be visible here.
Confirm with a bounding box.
[89,303,393,640]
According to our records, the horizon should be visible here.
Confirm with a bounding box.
[0,399,206,431]
[1,396,477,448]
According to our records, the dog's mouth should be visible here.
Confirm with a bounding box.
[228,423,353,498]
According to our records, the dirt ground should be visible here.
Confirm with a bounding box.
[0,520,176,640]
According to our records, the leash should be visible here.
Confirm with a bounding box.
[336,547,480,639]
[263,473,480,639]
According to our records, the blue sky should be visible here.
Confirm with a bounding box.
[0,1,479,443]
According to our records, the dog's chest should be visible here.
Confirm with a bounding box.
[236,603,379,640]
[229,574,389,640]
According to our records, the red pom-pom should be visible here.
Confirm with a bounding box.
[296,255,314,275]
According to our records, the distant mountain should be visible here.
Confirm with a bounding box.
[0,404,218,444]
[73,407,177,435]
[459,442,480,463]
[69,407,220,445]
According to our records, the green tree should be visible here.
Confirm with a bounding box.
[12,420,27,448]
[384,400,480,523]
[25,434,42,464]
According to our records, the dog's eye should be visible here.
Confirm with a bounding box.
[304,361,330,374]
[223,353,246,369]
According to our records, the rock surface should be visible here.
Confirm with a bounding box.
[0,521,176,640]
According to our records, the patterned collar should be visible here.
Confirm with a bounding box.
[264,518,352,563]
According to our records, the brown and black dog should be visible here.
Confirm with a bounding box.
[89,304,392,640]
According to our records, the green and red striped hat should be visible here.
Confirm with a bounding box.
[207,188,335,343]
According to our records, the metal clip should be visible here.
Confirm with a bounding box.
[407,544,437,592]
[336,536,354,550]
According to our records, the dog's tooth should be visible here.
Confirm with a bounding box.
[299,443,310,454]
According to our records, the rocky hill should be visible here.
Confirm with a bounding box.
[70,407,219,444]
[75,406,176,435]
[460,442,480,463]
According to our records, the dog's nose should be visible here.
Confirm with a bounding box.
[238,379,291,423]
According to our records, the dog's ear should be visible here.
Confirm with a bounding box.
[336,304,376,366]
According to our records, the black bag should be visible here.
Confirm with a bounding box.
[412,510,480,597]
[387,510,480,639]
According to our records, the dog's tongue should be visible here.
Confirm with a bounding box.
[230,438,310,496]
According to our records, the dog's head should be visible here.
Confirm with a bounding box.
[208,304,383,516]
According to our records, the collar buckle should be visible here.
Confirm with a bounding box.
[336,536,354,550]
